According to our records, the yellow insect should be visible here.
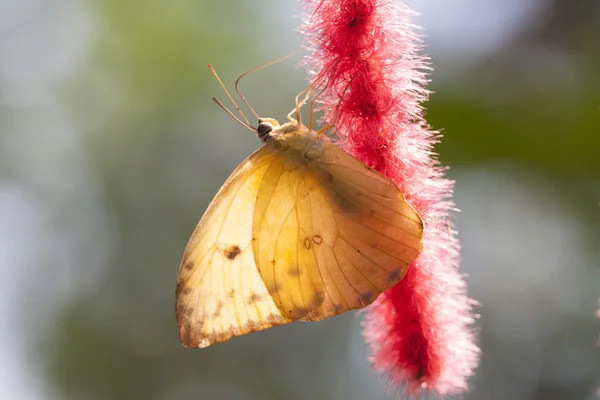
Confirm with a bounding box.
[175,64,424,348]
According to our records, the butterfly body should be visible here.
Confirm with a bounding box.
[176,115,423,348]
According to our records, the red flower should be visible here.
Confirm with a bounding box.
[300,0,479,396]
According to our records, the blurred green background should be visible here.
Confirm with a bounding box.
[1,0,598,399]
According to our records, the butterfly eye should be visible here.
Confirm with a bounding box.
[256,122,274,141]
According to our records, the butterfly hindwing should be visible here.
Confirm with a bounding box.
[252,136,423,322]
[300,141,424,320]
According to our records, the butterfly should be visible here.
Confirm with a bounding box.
[175,64,424,348]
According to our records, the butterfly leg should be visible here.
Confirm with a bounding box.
[286,87,312,125]
[315,124,334,136]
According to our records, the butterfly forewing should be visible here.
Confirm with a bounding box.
[176,146,292,348]
[251,134,423,322]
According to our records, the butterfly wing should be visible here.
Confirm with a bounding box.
[176,146,293,348]
[252,137,423,321]
[177,132,423,347]
[300,141,424,320]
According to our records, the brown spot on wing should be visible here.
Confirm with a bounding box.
[267,282,281,293]
[313,235,323,245]
[288,307,311,318]
[227,325,242,336]
[246,293,264,304]
[184,260,194,270]
[266,314,283,324]
[308,294,323,308]
[178,314,206,348]
[175,280,186,296]
[388,269,401,282]
[358,292,375,307]
[244,319,260,331]
[304,237,311,249]
[287,265,301,276]
[223,245,242,260]
[208,332,222,344]
[211,301,224,318]
[333,304,345,313]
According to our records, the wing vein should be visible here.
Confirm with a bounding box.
[306,182,334,311]
[186,248,218,313]
[320,240,349,309]
[313,182,419,255]
[331,244,362,302]
[271,204,297,308]
[187,181,247,254]
[338,237,382,291]
[294,200,305,309]
[237,241,253,333]
[188,151,277,252]
[336,234,395,273]
[336,211,419,258]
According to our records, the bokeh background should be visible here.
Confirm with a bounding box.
[1,0,599,399]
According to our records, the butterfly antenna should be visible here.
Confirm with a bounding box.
[235,45,308,121]
[208,64,254,131]
[212,97,255,133]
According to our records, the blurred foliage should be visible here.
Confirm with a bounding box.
[0,0,597,399]
[431,84,600,176]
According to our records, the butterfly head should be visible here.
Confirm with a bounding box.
[256,117,308,143]
[256,118,279,142]
[207,64,313,144]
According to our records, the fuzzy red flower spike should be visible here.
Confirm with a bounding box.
[300,0,480,396]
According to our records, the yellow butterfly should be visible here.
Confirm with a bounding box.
[175,64,424,348]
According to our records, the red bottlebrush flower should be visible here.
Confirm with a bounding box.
[300,0,479,396]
